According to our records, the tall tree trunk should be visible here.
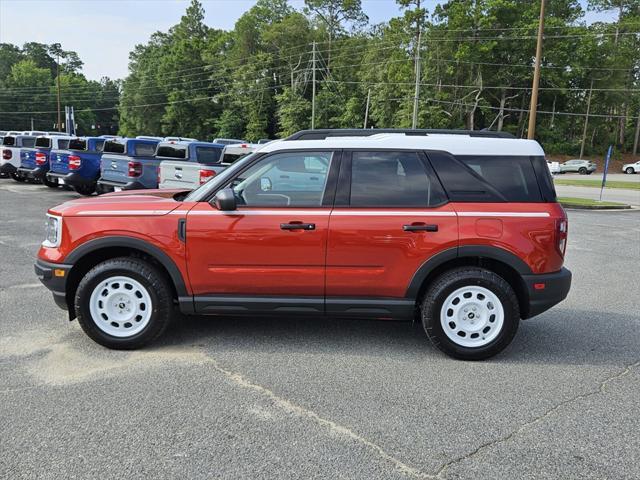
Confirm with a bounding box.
[633,109,640,156]
[497,90,506,131]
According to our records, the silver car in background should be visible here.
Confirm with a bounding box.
[559,159,597,175]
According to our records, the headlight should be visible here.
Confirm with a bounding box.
[43,214,62,248]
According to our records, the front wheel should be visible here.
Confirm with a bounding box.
[75,257,173,349]
[421,267,520,360]
[74,184,96,196]
[626,167,635,174]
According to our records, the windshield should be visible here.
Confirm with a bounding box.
[184,152,259,202]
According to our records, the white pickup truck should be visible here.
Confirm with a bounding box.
[1,134,36,181]
[158,142,258,190]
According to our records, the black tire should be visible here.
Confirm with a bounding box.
[75,257,174,349]
[74,184,96,196]
[586,171,593,175]
[420,267,520,361]
[578,167,587,175]
[43,176,59,188]
[10,172,26,182]
[626,167,635,174]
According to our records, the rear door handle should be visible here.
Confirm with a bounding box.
[281,222,315,231]
[403,224,438,232]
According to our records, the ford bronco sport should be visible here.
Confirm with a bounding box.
[35,129,571,360]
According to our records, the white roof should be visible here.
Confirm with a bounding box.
[258,133,544,157]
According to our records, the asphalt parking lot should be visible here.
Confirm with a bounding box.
[1,182,639,480]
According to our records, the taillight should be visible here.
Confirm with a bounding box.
[128,161,142,177]
[2,149,11,160]
[556,218,568,257]
[199,169,215,185]
[35,152,47,165]
[68,155,81,170]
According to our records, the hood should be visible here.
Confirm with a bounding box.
[49,189,191,217]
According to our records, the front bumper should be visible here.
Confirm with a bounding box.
[97,179,147,192]
[47,171,96,187]
[34,258,72,311]
[522,267,572,319]
[18,165,47,179]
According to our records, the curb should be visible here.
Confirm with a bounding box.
[560,203,632,210]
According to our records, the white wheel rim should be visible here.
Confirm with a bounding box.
[89,276,153,338]
[440,285,505,348]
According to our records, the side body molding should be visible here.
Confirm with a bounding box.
[405,245,533,299]
[65,236,189,297]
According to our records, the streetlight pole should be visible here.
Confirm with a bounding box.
[56,53,62,132]
[527,0,546,140]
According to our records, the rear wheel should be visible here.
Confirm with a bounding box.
[421,267,520,360]
[75,257,173,349]
[74,184,96,196]
[578,167,587,175]
[626,167,635,174]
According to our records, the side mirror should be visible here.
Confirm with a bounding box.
[212,188,237,211]
[260,177,272,191]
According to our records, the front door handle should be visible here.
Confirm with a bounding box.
[403,224,438,232]
[281,222,315,231]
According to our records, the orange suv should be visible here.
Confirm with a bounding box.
[35,129,571,360]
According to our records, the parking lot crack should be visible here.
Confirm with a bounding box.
[206,358,436,479]
[435,360,640,479]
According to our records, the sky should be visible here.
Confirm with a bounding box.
[0,0,617,81]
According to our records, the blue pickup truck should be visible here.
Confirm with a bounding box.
[18,135,73,187]
[46,137,106,195]
[96,138,161,193]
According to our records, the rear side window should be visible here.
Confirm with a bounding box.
[456,156,541,202]
[427,152,542,202]
[57,139,70,150]
[196,147,222,165]
[35,137,51,148]
[349,151,446,207]
[22,138,36,148]
[222,153,248,164]
[134,143,156,156]
[157,145,187,159]
[104,141,125,154]
[69,139,87,151]
[94,140,105,152]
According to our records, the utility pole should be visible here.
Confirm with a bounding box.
[30,117,34,130]
[633,108,640,156]
[527,0,546,140]
[311,42,316,130]
[580,78,594,159]
[363,88,371,129]
[56,53,62,132]
[412,29,422,130]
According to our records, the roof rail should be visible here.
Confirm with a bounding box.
[285,129,516,141]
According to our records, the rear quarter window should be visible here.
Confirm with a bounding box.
[428,152,543,202]
[196,147,222,165]
[22,138,36,148]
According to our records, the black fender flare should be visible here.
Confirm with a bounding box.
[65,236,189,296]
[405,245,532,299]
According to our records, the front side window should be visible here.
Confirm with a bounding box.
[228,151,333,207]
[350,151,446,207]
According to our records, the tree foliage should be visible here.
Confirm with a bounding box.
[2,0,639,156]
